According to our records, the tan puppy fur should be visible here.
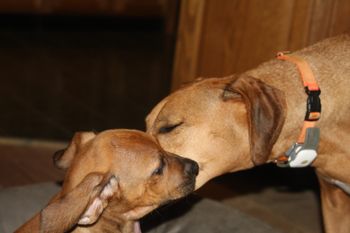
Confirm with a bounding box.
[146,34,350,232]
[16,129,198,233]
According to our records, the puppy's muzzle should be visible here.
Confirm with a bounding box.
[183,158,199,177]
[169,153,199,177]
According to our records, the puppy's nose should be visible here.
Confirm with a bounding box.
[184,159,199,176]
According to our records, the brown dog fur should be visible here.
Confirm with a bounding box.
[146,34,350,232]
[16,129,198,233]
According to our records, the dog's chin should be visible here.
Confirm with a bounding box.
[174,178,196,199]
[184,180,196,194]
[160,181,195,206]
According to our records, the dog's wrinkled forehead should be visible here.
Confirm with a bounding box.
[147,77,236,127]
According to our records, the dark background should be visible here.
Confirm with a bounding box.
[0,14,171,140]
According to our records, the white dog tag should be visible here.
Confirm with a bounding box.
[288,148,317,168]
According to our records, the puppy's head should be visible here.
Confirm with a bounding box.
[146,76,285,189]
[54,129,198,226]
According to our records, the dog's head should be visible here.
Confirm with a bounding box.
[52,129,198,227]
[146,76,285,189]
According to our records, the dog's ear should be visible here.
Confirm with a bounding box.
[223,76,286,165]
[40,172,105,232]
[53,132,96,170]
[77,174,120,225]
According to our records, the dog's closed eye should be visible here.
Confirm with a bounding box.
[152,158,165,176]
[158,122,183,134]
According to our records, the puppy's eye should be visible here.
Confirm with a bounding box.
[158,122,183,134]
[152,158,165,176]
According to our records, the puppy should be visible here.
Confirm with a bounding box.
[16,129,198,233]
[146,34,350,232]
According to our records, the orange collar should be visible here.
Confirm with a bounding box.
[275,52,321,167]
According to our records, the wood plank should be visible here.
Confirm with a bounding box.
[171,0,207,89]
[198,0,295,77]
[307,0,335,45]
[288,0,314,51]
[328,0,350,36]
[0,140,65,187]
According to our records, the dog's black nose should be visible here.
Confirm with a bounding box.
[184,159,199,176]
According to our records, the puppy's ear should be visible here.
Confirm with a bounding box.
[224,76,286,165]
[53,132,96,170]
[78,175,120,225]
[40,172,105,233]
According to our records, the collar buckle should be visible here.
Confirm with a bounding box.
[305,88,321,121]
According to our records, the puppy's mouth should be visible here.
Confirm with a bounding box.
[182,177,196,194]
[173,176,196,199]
[179,159,199,195]
[160,182,194,206]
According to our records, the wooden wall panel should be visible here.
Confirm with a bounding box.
[325,0,350,39]
[308,0,338,45]
[199,0,294,77]
[172,0,350,90]
[171,0,206,88]
[287,0,314,51]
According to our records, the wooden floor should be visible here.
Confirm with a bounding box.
[0,138,65,188]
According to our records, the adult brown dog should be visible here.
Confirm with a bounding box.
[146,34,350,233]
[16,129,198,233]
